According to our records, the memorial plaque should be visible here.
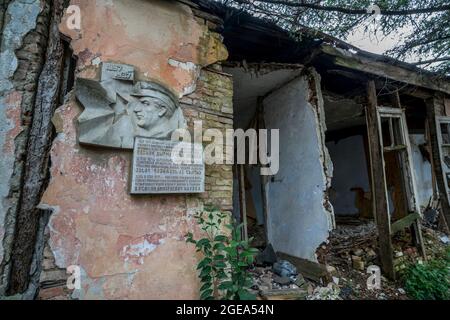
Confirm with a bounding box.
[130,137,205,194]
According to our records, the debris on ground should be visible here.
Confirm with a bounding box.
[273,260,297,278]
[250,220,448,300]
[314,218,449,300]
[307,283,341,300]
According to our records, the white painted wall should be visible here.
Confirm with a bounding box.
[263,75,332,261]
[410,134,433,208]
[326,135,370,216]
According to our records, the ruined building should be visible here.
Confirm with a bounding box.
[0,0,449,300]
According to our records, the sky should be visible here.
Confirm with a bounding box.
[345,18,420,63]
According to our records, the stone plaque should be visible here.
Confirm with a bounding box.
[130,137,205,194]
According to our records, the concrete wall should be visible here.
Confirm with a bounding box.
[327,135,370,216]
[37,0,232,300]
[410,134,433,208]
[263,73,334,261]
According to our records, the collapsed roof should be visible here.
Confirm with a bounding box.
[182,0,450,95]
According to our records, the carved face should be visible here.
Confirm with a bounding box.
[131,97,168,129]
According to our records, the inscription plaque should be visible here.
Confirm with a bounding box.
[130,137,205,194]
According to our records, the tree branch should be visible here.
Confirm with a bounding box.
[234,0,450,16]
[412,57,450,65]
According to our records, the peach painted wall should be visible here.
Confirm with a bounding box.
[39,0,230,300]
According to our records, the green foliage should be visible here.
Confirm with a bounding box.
[186,205,259,300]
[401,248,450,300]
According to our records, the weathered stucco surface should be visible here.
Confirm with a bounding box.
[39,0,230,299]
[0,0,42,294]
[60,0,227,97]
[410,134,433,208]
[41,103,201,298]
[264,72,334,261]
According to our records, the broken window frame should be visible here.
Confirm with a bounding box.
[435,116,450,202]
[376,107,421,225]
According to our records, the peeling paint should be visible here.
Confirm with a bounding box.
[308,69,336,231]
[34,0,233,299]
[59,0,228,97]
[0,0,42,294]
[120,235,166,265]
[263,72,334,261]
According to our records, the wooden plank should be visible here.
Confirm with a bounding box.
[239,165,248,241]
[391,213,421,234]
[391,91,402,109]
[445,98,450,117]
[322,45,450,95]
[384,145,407,152]
[258,97,270,243]
[277,252,330,283]
[366,81,396,279]
[259,288,307,300]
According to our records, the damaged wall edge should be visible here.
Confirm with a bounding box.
[261,66,335,261]
[307,68,336,233]
[0,0,52,297]
[4,0,68,296]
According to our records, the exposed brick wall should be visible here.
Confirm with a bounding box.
[182,66,234,212]
[37,232,70,300]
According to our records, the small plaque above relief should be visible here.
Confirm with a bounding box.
[101,62,134,81]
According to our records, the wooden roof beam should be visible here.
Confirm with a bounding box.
[321,44,450,96]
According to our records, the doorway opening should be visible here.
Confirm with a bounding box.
[324,90,373,225]
[227,63,334,264]
[226,63,304,251]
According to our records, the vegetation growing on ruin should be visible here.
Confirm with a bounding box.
[186,205,258,300]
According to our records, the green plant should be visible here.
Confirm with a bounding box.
[186,205,259,300]
[401,248,450,300]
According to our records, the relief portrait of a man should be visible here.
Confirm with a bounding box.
[129,81,184,139]
[75,63,186,150]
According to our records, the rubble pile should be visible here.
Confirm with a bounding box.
[249,220,448,300]
[250,247,309,300]
[250,265,306,292]
[317,219,379,271]
[308,283,341,300]
[315,219,449,300]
